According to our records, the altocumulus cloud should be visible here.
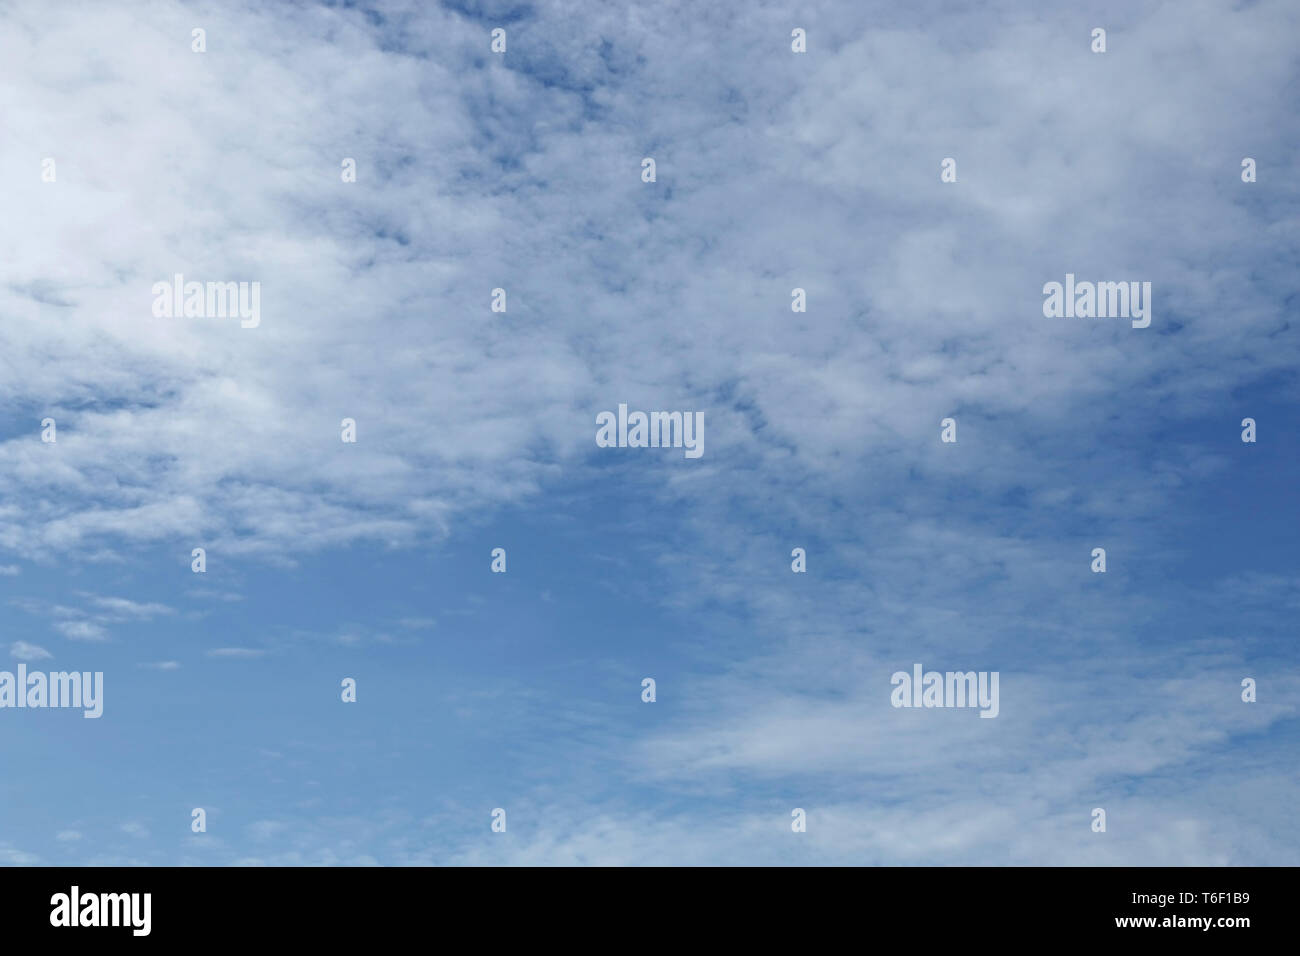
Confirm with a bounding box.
[0,0,1296,865]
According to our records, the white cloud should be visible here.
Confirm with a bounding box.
[0,0,1294,867]
[10,640,52,661]
[53,620,108,641]
[0,0,1291,572]
[248,820,287,841]
[84,595,174,619]
[0,845,40,865]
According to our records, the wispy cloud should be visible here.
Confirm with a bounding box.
[0,0,1293,867]
[82,595,175,619]
[9,640,52,661]
[53,620,108,642]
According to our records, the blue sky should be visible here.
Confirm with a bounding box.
[0,0,1297,864]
